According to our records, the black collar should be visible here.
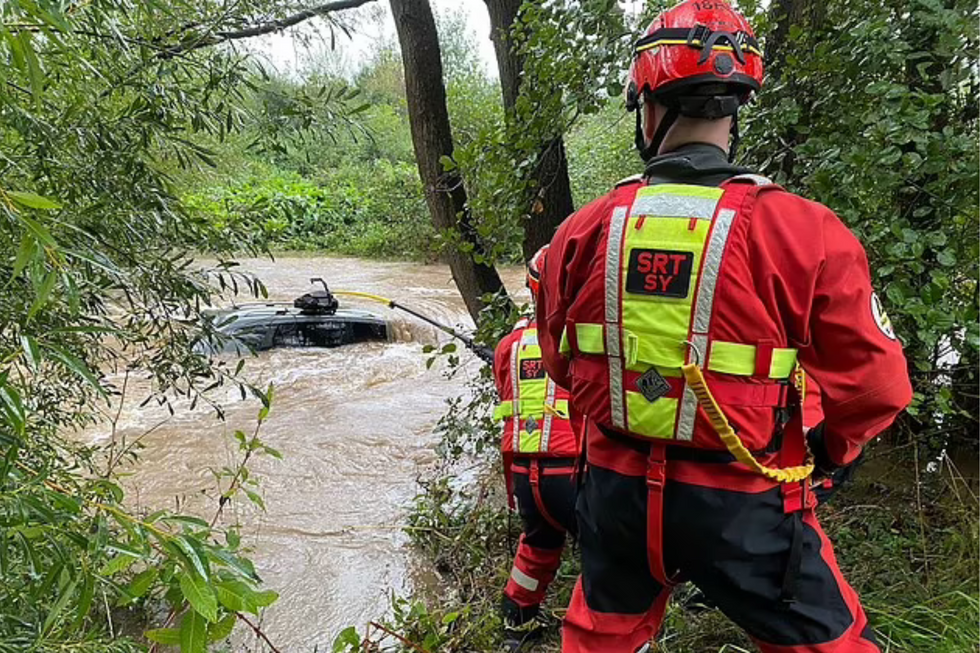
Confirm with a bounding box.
[644,143,751,187]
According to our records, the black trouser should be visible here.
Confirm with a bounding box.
[564,463,880,652]
[502,457,577,625]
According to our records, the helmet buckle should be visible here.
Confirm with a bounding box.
[686,24,711,49]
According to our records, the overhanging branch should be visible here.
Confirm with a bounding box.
[158,0,376,59]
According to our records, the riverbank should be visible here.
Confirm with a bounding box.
[345,422,980,652]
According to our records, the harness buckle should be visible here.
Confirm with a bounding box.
[529,459,541,486]
[646,445,667,490]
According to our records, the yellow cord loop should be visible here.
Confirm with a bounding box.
[680,363,814,483]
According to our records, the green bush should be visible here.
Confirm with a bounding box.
[186,162,437,259]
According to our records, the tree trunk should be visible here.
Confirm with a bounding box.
[390,0,508,323]
[484,0,575,261]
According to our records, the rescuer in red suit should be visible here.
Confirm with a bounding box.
[493,246,582,651]
[534,2,913,651]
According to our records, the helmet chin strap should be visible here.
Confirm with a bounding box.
[635,102,680,163]
[634,92,743,163]
[728,112,740,163]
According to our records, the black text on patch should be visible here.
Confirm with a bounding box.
[625,249,694,298]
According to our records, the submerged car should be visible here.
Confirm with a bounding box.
[201,280,388,354]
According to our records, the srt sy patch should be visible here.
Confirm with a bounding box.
[626,249,694,298]
[520,358,547,380]
[636,367,671,403]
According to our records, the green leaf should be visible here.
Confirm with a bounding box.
[44,346,107,396]
[180,610,208,653]
[11,234,37,279]
[74,573,95,627]
[442,611,460,624]
[7,191,62,210]
[438,155,457,171]
[17,32,44,104]
[936,250,956,267]
[251,589,278,608]
[333,625,361,651]
[261,445,283,460]
[161,515,210,529]
[180,572,218,622]
[145,627,181,645]
[99,553,137,577]
[27,270,57,321]
[42,577,78,635]
[208,612,237,642]
[245,490,265,511]
[123,568,158,602]
[16,214,57,247]
[214,579,250,613]
[21,335,41,372]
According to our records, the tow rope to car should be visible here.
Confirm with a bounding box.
[333,290,494,364]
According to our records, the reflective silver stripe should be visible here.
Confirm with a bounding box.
[676,333,708,441]
[605,206,629,429]
[631,194,719,220]
[677,208,737,442]
[692,209,737,334]
[729,173,772,186]
[510,341,520,444]
[605,207,628,323]
[510,566,539,592]
[540,378,557,452]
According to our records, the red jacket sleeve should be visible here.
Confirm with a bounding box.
[802,376,824,431]
[537,194,611,387]
[787,203,913,465]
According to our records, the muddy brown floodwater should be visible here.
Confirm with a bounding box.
[82,256,525,652]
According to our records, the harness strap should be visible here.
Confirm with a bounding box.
[645,443,676,586]
[503,451,516,511]
[511,463,578,476]
[529,459,566,534]
[781,512,805,604]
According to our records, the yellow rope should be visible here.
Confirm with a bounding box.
[680,363,813,483]
[331,290,394,305]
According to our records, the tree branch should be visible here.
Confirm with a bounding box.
[158,0,376,59]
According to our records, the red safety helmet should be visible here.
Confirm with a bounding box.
[626,0,764,161]
[527,245,548,300]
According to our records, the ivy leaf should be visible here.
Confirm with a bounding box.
[936,250,956,267]
[180,573,218,622]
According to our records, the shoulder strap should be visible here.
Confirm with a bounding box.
[727,173,776,187]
